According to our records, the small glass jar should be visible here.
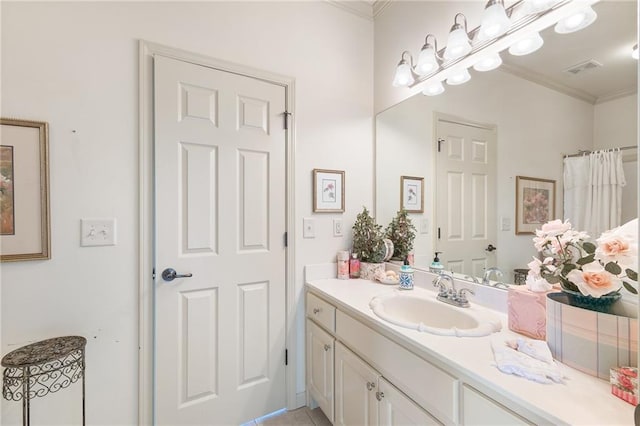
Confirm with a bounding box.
[349,253,360,278]
[337,251,350,280]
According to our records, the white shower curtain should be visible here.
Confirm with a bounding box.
[563,150,626,238]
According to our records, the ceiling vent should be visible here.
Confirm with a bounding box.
[563,59,603,75]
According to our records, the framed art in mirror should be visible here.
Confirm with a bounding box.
[400,176,424,213]
[0,118,50,261]
[312,168,344,213]
[515,175,556,235]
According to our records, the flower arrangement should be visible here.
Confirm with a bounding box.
[527,219,638,298]
[352,207,386,263]
[385,209,416,261]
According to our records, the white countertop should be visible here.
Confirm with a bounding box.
[305,276,635,426]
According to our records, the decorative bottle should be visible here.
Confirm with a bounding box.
[399,259,414,290]
[349,253,360,278]
[337,251,350,280]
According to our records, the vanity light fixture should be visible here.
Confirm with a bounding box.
[416,35,441,76]
[392,51,415,87]
[444,14,472,60]
[422,81,445,96]
[446,68,471,85]
[508,32,544,56]
[523,0,559,15]
[632,44,639,60]
[554,5,597,34]
[473,52,503,72]
[478,0,511,41]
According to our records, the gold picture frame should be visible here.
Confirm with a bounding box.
[0,118,50,261]
[312,169,345,213]
[400,176,424,213]
[515,175,556,235]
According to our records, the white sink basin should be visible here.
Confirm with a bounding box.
[369,291,502,337]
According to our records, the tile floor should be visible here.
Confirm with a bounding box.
[245,406,331,426]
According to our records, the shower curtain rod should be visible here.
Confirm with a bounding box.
[564,145,638,158]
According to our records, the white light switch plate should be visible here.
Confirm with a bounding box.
[333,219,343,237]
[81,218,117,246]
[500,217,511,231]
[303,218,315,239]
[420,218,429,234]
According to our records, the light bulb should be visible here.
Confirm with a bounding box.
[422,81,445,96]
[473,53,502,72]
[555,6,597,34]
[509,32,544,56]
[632,44,639,60]
[416,46,439,76]
[392,61,414,87]
[478,0,511,41]
[444,27,472,60]
[446,68,471,86]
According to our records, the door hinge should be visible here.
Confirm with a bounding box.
[437,138,444,152]
[285,349,288,366]
[284,232,288,247]
[284,112,292,130]
[438,227,441,240]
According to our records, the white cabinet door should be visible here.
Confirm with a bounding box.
[461,385,530,425]
[307,319,335,422]
[378,378,441,426]
[334,342,379,426]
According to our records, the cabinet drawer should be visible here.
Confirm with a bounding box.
[461,385,531,425]
[307,292,336,332]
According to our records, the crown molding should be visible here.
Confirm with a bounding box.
[500,62,597,104]
[324,0,374,21]
[595,88,638,104]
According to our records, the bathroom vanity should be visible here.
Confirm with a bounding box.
[305,267,634,425]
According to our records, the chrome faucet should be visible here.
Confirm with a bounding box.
[482,267,504,286]
[432,273,474,308]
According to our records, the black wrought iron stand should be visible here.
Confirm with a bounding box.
[2,336,86,426]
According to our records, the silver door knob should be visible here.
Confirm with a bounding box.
[162,268,193,282]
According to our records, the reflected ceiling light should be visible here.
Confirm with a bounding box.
[422,81,445,96]
[392,51,415,87]
[508,32,544,56]
[416,34,441,76]
[446,68,471,85]
[523,0,558,15]
[633,44,639,60]
[478,0,511,41]
[444,14,472,60]
[473,52,503,72]
[554,6,597,34]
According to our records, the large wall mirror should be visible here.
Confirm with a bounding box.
[376,1,638,288]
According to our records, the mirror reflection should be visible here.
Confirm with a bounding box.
[376,1,638,286]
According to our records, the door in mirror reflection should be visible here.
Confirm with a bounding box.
[435,116,497,278]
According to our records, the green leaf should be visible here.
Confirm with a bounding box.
[623,281,638,294]
[605,262,622,275]
[543,274,560,284]
[582,241,596,254]
[626,269,638,281]
[562,263,577,275]
[576,254,595,266]
[559,278,579,292]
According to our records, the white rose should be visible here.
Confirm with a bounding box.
[595,219,638,272]
[566,262,622,298]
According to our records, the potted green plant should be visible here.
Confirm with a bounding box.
[385,209,417,261]
[352,207,386,280]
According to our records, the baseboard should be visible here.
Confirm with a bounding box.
[295,391,307,409]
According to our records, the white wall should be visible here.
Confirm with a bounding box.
[1,2,373,424]
[375,70,594,280]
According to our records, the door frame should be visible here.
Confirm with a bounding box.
[138,40,297,425]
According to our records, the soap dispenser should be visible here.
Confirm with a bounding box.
[429,252,444,274]
[399,258,414,290]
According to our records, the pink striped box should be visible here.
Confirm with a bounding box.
[611,367,638,406]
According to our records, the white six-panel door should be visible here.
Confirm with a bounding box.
[436,118,497,278]
[154,55,287,425]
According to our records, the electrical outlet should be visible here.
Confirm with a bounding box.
[81,218,117,247]
[333,219,343,237]
[303,218,315,239]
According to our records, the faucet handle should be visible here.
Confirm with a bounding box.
[432,277,448,296]
[457,288,475,303]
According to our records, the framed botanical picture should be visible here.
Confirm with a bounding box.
[0,118,50,261]
[515,175,556,235]
[400,176,424,213]
[313,169,345,213]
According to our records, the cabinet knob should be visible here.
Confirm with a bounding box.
[313,308,321,314]
[324,344,331,351]
[376,391,384,401]
[366,382,375,391]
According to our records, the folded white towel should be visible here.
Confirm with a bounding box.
[515,338,555,365]
[491,338,563,384]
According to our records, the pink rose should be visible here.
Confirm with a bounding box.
[595,222,638,271]
[566,262,622,297]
